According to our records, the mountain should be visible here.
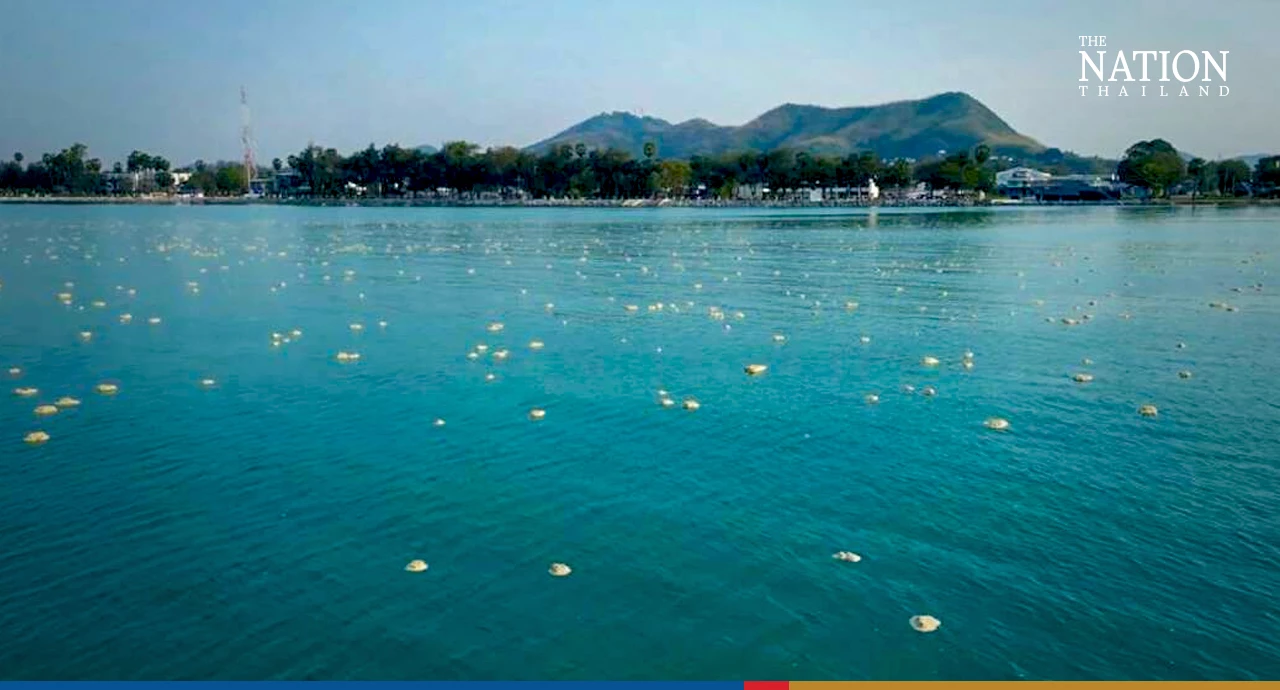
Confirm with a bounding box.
[1231,153,1272,167]
[526,92,1046,161]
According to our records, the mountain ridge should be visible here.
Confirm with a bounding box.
[526,92,1047,161]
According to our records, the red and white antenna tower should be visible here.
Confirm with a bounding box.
[240,86,257,187]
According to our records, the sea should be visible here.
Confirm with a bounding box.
[0,203,1277,680]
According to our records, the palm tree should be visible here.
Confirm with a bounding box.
[272,157,283,173]
[643,141,656,161]
[575,142,587,159]
[13,152,22,165]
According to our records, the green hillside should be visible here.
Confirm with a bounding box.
[527,92,1048,161]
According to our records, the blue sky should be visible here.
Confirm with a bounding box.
[1,0,1276,166]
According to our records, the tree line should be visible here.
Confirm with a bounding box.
[278,140,1002,199]
[1116,139,1280,198]
[2,139,1277,200]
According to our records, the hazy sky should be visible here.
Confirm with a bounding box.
[1,0,1276,166]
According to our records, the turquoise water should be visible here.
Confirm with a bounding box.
[1,204,1278,680]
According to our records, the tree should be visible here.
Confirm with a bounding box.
[974,143,991,166]
[42,143,97,194]
[881,159,913,188]
[1187,157,1209,201]
[272,157,283,173]
[112,162,123,174]
[1215,159,1251,197]
[1255,156,1280,196]
[13,152,22,165]
[575,142,587,159]
[0,160,21,190]
[214,164,248,195]
[656,160,691,196]
[155,171,175,190]
[643,141,656,161]
[127,150,152,173]
[1116,139,1185,197]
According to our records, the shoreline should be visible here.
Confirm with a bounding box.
[0,196,1274,208]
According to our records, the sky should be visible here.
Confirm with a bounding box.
[1,0,1277,166]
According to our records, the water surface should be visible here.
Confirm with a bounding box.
[0,204,1277,680]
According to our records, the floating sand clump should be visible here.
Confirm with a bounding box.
[34,405,59,417]
[24,431,50,445]
[549,563,572,577]
[744,364,768,376]
[55,397,81,408]
[983,417,1011,431]
[1072,373,1094,383]
[529,408,547,421]
[682,398,701,411]
[910,615,941,633]
[833,551,862,562]
[404,560,428,573]
[1139,404,1159,418]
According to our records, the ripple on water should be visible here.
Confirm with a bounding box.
[0,205,1278,680]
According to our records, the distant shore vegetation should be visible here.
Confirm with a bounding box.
[1,139,1277,202]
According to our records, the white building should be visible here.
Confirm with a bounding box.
[996,167,1053,189]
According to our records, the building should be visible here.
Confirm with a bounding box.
[995,167,1053,198]
[996,167,1125,201]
